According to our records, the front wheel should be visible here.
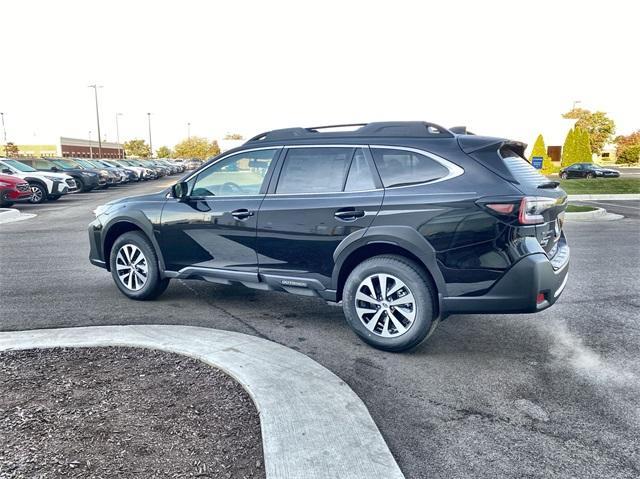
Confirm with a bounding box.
[342,255,438,352]
[29,183,47,204]
[109,231,169,300]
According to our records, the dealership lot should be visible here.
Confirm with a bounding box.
[1,181,639,478]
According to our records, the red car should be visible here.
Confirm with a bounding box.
[0,174,32,207]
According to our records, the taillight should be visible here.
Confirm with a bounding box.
[486,203,515,214]
[518,197,557,225]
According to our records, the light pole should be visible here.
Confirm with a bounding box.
[0,112,7,144]
[147,113,153,158]
[88,130,94,159]
[187,122,191,139]
[115,113,123,158]
[572,100,582,110]
[88,84,103,158]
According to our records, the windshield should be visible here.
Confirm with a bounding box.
[2,159,37,172]
[52,159,80,169]
[77,159,99,169]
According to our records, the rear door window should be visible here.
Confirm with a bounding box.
[276,147,353,194]
[371,148,449,187]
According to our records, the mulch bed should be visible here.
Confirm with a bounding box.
[0,347,264,478]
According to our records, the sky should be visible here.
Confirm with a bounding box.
[1,0,638,151]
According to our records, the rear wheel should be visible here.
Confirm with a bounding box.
[560,172,568,180]
[109,231,169,300]
[29,183,47,204]
[586,172,595,179]
[342,255,438,352]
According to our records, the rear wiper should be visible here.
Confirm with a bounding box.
[538,181,559,189]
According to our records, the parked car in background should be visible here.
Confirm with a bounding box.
[97,160,139,182]
[73,159,119,186]
[18,158,101,193]
[88,121,570,352]
[559,163,621,179]
[0,173,32,207]
[0,158,76,203]
[111,160,153,181]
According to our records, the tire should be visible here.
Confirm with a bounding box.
[29,183,47,204]
[0,190,14,207]
[586,173,595,179]
[560,172,568,180]
[342,255,438,352]
[109,231,170,300]
[75,177,86,192]
[48,195,62,201]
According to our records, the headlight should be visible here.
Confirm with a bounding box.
[81,171,95,177]
[0,181,10,187]
[44,175,63,181]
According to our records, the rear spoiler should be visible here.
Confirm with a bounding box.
[457,135,529,183]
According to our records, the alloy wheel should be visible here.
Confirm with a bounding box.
[115,244,148,291]
[30,186,44,203]
[355,273,416,338]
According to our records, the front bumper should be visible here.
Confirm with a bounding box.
[88,219,106,269]
[52,180,69,195]
[442,239,569,315]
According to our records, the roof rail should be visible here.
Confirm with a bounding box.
[246,121,454,143]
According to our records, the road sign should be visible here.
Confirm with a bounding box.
[532,156,543,169]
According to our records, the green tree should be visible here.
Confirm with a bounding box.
[156,146,173,158]
[529,134,556,174]
[575,128,593,163]
[173,136,221,160]
[614,130,640,162]
[223,133,244,140]
[561,128,576,167]
[124,139,151,158]
[563,108,615,154]
[3,142,19,157]
[616,145,640,165]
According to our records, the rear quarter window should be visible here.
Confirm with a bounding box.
[371,148,449,187]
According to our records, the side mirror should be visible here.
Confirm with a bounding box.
[172,181,190,201]
[1,168,12,174]
[51,166,60,172]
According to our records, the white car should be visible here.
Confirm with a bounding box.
[0,158,78,204]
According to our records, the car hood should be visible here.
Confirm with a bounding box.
[107,190,169,206]
[0,174,28,186]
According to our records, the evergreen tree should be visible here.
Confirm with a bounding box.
[561,128,575,166]
[575,128,593,163]
[529,134,555,173]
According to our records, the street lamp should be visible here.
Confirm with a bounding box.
[88,84,103,158]
[115,113,123,159]
[0,112,7,144]
[572,100,582,110]
[187,122,191,139]
[147,113,153,158]
[88,130,94,159]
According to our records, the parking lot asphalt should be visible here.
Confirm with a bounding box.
[1,181,639,479]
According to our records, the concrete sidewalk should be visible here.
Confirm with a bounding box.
[568,193,640,201]
[0,325,404,479]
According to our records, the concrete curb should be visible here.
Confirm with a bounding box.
[565,207,623,222]
[568,193,640,201]
[0,208,36,224]
[0,325,404,479]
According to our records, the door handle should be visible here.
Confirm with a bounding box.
[231,209,254,220]
[334,208,365,221]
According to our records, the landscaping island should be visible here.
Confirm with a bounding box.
[0,347,264,478]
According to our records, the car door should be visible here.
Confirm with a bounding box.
[255,146,383,289]
[158,148,281,275]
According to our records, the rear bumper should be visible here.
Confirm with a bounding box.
[442,242,569,315]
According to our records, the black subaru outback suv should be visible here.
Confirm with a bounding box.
[88,122,569,352]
